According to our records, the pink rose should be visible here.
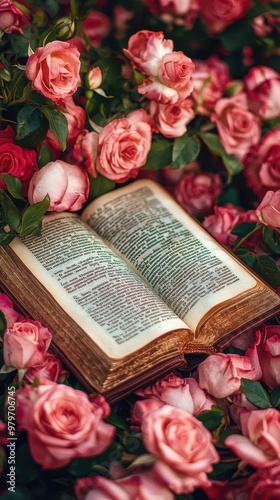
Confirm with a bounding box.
[16,384,115,469]
[3,319,52,369]
[75,472,174,500]
[197,353,257,398]
[26,41,81,105]
[71,11,111,52]
[46,98,86,150]
[200,0,251,34]
[191,56,231,115]
[244,129,280,199]
[244,66,280,120]
[256,190,280,228]
[150,99,194,138]
[0,125,38,194]
[252,13,276,37]
[211,93,261,161]
[95,109,152,182]
[246,326,280,389]
[145,0,194,18]
[113,5,134,40]
[0,292,22,328]
[203,204,258,245]
[175,172,222,216]
[0,0,29,34]
[229,392,259,425]
[24,351,68,384]
[28,160,89,212]
[162,160,200,186]
[243,463,280,499]
[136,373,215,415]
[141,404,219,494]
[225,408,280,468]
[87,66,102,90]
[73,130,99,178]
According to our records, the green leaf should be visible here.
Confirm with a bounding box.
[208,461,238,481]
[0,311,7,337]
[199,132,226,156]
[0,175,24,200]
[144,139,173,170]
[0,190,21,231]
[240,378,272,409]
[106,408,129,431]
[19,196,50,238]
[15,106,49,148]
[171,134,200,170]
[197,406,225,431]
[271,385,280,409]
[254,255,280,288]
[220,21,255,51]
[89,175,115,200]
[263,227,280,255]
[231,222,257,237]
[70,0,99,20]
[37,143,53,168]
[0,231,16,246]
[221,153,244,178]
[41,107,68,152]
[235,248,257,268]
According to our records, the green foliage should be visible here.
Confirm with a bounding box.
[0,311,7,337]
[144,139,173,170]
[15,106,49,149]
[37,144,53,168]
[263,227,280,255]
[18,196,50,238]
[197,406,226,432]
[199,133,243,180]
[41,107,68,152]
[0,175,24,200]
[235,249,280,288]
[231,222,257,236]
[240,378,272,408]
[89,176,115,200]
[171,134,200,169]
[70,0,99,20]
[271,386,280,409]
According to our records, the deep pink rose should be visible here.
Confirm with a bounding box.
[175,172,222,216]
[95,109,152,182]
[46,98,86,150]
[255,190,280,228]
[203,204,258,245]
[28,160,89,212]
[0,0,29,34]
[200,0,251,34]
[75,472,174,500]
[3,319,52,369]
[141,404,219,494]
[24,351,68,384]
[0,292,22,328]
[197,353,258,398]
[73,130,99,178]
[225,408,280,468]
[123,30,173,76]
[244,129,280,199]
[26,41,81,105]
[244,66,280,120]
[0,125,38,194]
[246,326,280,389]
[136,373,214,415]
[162,161,200,186]
[243,463,280,499]
[211,93,261,161]
[16,384,115,469]
[150,99,194,138]
[192,56,230,115]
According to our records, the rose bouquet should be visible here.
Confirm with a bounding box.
[0,0,280,498]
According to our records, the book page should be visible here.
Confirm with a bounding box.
[82,180,257,333]
[10,214,186,358]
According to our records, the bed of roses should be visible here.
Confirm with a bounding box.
[1,0,280,498]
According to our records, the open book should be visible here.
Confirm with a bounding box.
[1,180,280,401]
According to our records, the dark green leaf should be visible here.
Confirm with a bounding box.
[171,134,200,169]
[271,385,280,409]
[263,227,280,255]
[37,144,53,169]
[15,106,49,148]
[0,231,16,246]
[0,311,7,337]
[19,196,50,238]
[240,378,272,409]
[0,175,24,200]
[231,222,257,236]
[0,488,35,500]
[144,139,173,170]
[221,153,243,178]
[70,0,99,20]
[199,132,226,156]
[0,190,21,231]
[89,175,115,200]
[254,255,280,288]
[197,406,225,431]
[208,461,238,481]
[41,107,68,152]
[106,408,129,431]
[220,21,255,51]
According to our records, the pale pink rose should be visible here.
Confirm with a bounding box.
[87,66,102,90]
[191,56,231,115]
[246,326,280,389]
[16,384,115,469]
[244,66,280,120]
[75,471,174,500]
[203,204,258,245]
[46,98,86,150]
[150,99,194,138]
[197,353,257,398]
[28,160,89,212]
[136,373,215,415]
[175,172,222,216]
[24,351,68,384]
[3,319,52,369]
[95,109,152,182]
[225,408,280,468]
[141,404,219,494]
[244,129,280,199]
[0,292,22,328]
[26,41,81,105]
[123,30,173,76]
[200,0,251,34]
[0,0,29,34]
[256,190,280,228]
[243,463,280,499]
[211,93,261,161]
